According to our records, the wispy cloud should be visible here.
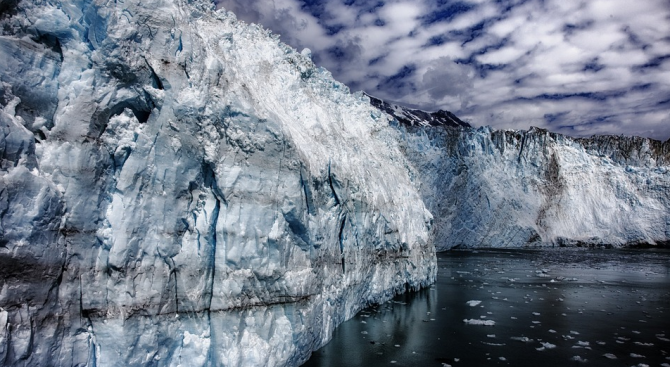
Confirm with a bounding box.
[215,0,670,140]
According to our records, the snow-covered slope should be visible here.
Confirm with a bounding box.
[397,124,670,250]
[367,94,470,128]
[0,1,435,365]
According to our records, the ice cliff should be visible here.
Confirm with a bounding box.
[396,122,670,251]
[0,0,435,365]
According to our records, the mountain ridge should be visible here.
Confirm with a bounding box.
[366,93,470,128]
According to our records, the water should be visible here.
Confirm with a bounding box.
[303,249,670,367]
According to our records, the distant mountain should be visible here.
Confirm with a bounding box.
[366,93,470,128]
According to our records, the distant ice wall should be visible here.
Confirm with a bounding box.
[0,0,435,365]
[399,124,670,250]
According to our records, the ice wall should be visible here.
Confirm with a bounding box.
[0,1,435,365]
[399,124,670,250]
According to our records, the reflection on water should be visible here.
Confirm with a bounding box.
[303,249,670,367]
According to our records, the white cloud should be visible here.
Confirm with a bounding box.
[422,57,473,98]
[379,2,424,34]
[476,46,524,65]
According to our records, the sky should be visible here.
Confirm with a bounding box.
[214,0,670,140]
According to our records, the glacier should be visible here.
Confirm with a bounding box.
[397,123,670,251]
[0,0,435,365]
[1,0,670,366]
[372,96,670,250]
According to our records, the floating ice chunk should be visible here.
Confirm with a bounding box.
[511,337,533,342]
[631,353,646,358]
[634,342,654,346]
[577,341,589,347]
[481,342,506,346]
[532,312,541,316]
[571,356,587,362]
[463,319,495,326]
[466,300,482,307]
[603,353,617,359]
[540,342,556,349]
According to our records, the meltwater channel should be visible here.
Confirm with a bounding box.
[304,249,670,367]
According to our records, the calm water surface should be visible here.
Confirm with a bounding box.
[304,249,670,367]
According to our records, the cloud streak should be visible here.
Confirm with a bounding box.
[215,0,670,140]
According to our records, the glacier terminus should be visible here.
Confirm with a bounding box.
[0,0,669,366]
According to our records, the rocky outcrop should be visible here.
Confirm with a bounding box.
[367,94,470,128]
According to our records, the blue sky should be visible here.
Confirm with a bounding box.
[215,0,670,140]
